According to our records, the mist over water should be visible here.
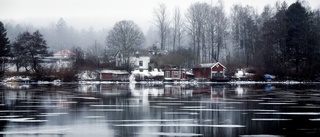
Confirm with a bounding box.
[1,83,320,136]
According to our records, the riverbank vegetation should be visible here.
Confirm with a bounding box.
[1,1,320,81]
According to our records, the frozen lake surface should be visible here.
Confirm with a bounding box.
[1,83,320,137]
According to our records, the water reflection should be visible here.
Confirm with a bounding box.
[0,83,320,136]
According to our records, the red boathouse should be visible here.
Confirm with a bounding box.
[192,62,227,81]
[97,70,129,81]
[163,66,193,81]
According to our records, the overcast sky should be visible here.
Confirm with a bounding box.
[1,0,320,32]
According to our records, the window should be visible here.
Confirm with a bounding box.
[214,71,222,77]
[173,71,180,78]
[165,71,170,78]
[139,61,143,66]
[212,73,216,77]
[212,71,217,77]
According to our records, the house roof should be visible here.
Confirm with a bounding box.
[54,50,75,57]
[113,50,151,58]
[98,70,129,74]
[196,62,226,69]
[114,51,122,56]
[134,50,151,57]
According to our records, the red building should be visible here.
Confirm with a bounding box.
[192,62,228,81]
[163,66,193,81]
[97,70,129,81]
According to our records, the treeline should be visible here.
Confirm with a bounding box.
[1,0,320,80]
[0,22,52,79]
[0,20,113,81]
[153,1,320,79]
[4,18,108,52]
[257,2,320,79]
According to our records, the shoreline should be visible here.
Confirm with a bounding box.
[2,80,320,85]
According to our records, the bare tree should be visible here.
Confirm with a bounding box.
[205,1,227,63]
[86,40,105,69]
[185,4,197,65]
[231,4,258,67]
[172,7,184,52]
[214,0,228,62]
[185,2,210,64]
[106,20,145,71]
[153,3,170,50]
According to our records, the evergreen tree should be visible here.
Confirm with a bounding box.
[259,1,320,79]
[0,21,11,73]
[285,2,309,75]
[259,2,288,76]
[284,1,318,78]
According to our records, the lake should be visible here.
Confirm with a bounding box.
[1,83,320,137]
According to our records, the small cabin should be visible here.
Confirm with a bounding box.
[163,66,193,81]
[193,62,227,81]
[97,70,129,81]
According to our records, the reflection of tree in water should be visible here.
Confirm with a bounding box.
[0,85,80,133]
[0,90,8,136]
[100,94,144,136]
[1,83,319,136]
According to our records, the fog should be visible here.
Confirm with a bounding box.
[1,0,319,33]
[1,0,320,68]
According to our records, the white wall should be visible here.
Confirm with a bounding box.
[131,56,150,70]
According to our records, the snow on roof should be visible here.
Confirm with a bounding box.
[54,50,75,57]
[98,70,129,74]
[199,63,215,68]
[185,71,194,75]
[131,68,164,77]
[198,62,226,69]
[134,50,151,57]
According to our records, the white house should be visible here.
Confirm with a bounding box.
[131,50,150,70]
[40,49,74,69]
[114,50,151,71]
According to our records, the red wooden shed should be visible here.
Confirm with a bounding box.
[163,66,193,81]
[192,62,227,81]
[97,70,129,81]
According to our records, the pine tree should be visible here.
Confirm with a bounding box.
[285,2,311,76]
[0,21,11,73]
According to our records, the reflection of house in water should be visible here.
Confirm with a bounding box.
[164,84,194,97]
[77,84,130,96]
[160,84,227,98]
[235,85,247,97]
[98,84,129,95]
[210,86,226,98]
[192,86,212,95]
[192,85,226,99]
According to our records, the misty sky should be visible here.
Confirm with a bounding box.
[1,0,320,32]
